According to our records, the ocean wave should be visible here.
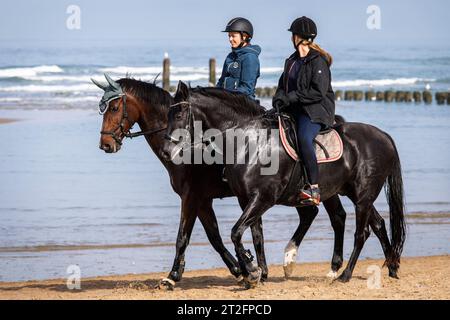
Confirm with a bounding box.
[20,74,95,83]
[332,77,436,88]
[0,97,23,102]
[0,84,96,93]
[99,65,210,74]
[100,65,283,75]
[0,72,442,93]
[0,65,63,78]
[99,66,162,74]
[260,67,283,73]
[437,77,450,84]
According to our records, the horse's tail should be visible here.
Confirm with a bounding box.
[384,134,407,270]
[334,114,346,125]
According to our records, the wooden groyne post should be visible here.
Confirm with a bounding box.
[163,53,170,91]
[209,58,216,87]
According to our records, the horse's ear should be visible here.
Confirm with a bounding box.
[152,72,161,85]
[91,78,108,91]
[104,73,121,91]
[175,81,190,101]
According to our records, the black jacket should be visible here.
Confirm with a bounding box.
[273,48,335,128]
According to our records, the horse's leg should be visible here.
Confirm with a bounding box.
[336,201,372,283]
[250,218,268,282]
[368,206,399,279]
[322,195,347,278]
[237,198,268,282]
[231,194,273,289]
[196,198,242,281]
[157,195,197,290]
[283,205,318,278]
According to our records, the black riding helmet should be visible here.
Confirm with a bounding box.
[288,16,317,42]
[222,17,253,46]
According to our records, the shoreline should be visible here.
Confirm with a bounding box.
[0,255,448,300]
[0,118,20,125]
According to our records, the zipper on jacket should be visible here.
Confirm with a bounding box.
[286,59,297,92]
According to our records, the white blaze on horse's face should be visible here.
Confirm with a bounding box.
[99,98,125,153]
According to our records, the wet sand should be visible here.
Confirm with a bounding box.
[0,255,448,300]
[0,118,19,125]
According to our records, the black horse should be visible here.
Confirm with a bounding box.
[93,75,350,288]
[164,81,406,288]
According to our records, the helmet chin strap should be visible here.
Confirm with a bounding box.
[293,38,306,50]
[237,32,249,48]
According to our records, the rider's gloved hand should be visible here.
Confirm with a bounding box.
[264,107,278,117]
[272,92,290,111]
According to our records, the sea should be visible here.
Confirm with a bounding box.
[0,40,449,282]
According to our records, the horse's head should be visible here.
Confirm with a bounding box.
[162,81,192,161]
[92,74,140,153]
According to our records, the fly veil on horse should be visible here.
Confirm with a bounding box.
[93,74,353,289]
[164,81,406,288]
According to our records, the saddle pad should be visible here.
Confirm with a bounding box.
[278,117,343,163]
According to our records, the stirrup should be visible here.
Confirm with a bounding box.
[299,185,320,206]
[300,197,320,206]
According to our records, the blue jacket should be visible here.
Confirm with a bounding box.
[216,44,261,99]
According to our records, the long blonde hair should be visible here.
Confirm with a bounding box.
[293,34,333,66]
[306,41,333,66]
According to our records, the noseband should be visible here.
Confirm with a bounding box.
[100,94,167,145]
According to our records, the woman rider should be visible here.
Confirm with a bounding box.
[272,16,335,206]
[217,17,261,99]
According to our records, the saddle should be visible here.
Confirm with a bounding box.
[278,113,343,163]
[264,112,344,205]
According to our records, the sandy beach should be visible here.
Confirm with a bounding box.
[0,255,448,300]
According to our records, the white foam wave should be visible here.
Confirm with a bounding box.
[99,65,212,75]
[260,67,283,73]
[171,74,209,81]
[0,65,63,78]
[99,66,162,74]
[332,78,436,88]
[0,97,22,102]
[21,75,95,82]
[0,84,96,93]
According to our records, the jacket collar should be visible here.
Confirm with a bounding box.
[232,44,261,57]
[286,48,320,64]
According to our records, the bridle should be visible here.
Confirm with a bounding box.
[165,101,194,144]
[100,93,167,145]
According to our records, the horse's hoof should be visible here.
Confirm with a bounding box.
[326,270,338,279]
[389,270,400,279]
[336,272,351,283]
[261,273,268,283]
[236,275,246,286]
[243,267,262,289]
[155,278,175,291]
[283,262,295,279]
[283,244,297,279]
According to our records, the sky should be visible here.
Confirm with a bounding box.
[1,0,449,47]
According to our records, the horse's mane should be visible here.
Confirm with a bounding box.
[117,77,173,108]
[190,87,266,120]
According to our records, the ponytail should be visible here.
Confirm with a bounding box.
[307,42,333,66]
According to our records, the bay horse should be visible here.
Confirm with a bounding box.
[93,75,350,289]
[164,81,406,288]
